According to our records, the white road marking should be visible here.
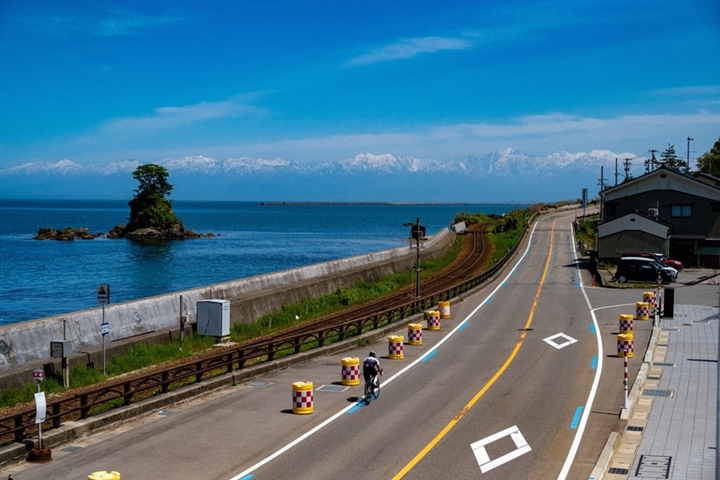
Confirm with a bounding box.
[543,332,578,349]
[470,425,532,473]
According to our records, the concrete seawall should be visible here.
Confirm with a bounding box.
[0,229,453,387]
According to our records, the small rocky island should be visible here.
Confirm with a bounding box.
[34,164,213,241]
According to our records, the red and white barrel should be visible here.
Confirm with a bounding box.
[438,301,451,319]
[426,310,441,331]
[341,357,360,386]
[643,291,657,312]
[617,333,634,358]
[388,335,405,359]
[292,381,314,414]
[635,302,650,321]
[407,323,423,346]
[619,314,634,333]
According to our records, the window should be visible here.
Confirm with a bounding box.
[670,205,692,218]
[605,203,617,216]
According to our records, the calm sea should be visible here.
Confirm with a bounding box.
[0,200,524,326]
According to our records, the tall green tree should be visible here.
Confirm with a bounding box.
[658,144,688,171]
[126,164,181,232]
[696,136,720,177]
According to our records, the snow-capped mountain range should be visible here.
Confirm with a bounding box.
[0,148,641,202]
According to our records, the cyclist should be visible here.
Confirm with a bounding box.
[362,351,383,390]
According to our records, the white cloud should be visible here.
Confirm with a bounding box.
[346,36,473,66]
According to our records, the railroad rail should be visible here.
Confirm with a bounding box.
[0,220,528,447]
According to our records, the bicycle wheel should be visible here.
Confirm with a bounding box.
[371,377,380,399]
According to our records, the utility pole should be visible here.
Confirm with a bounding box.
[614,158,619,186]
[648,149,658,173]
[686,136,693,173]
[623,158,632,181]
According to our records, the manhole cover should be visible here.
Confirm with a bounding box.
[636,454,672,478]
[643,389,674,397]
[317,384,349,392]
[247,381,271,388]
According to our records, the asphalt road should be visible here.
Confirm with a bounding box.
[6,208,667,479]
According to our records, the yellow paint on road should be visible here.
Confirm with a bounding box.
[391,220,556,480]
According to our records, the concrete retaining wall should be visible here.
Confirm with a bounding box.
[0,229,453,387]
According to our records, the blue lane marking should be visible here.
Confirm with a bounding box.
[347,402,365,414]
[458,321,469,331]
[591,356,597,370]
[570,406,583,429]
[589,323,596,334]
[422,349,438,362]
[239,475,254,480]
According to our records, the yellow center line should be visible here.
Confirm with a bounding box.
[391,220,556,480]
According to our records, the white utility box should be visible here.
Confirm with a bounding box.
[196,299,231,338]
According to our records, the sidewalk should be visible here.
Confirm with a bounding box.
[601,302,718,479]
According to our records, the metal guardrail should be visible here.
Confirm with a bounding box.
[0,219,530,447]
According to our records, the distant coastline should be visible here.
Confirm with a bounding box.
[258,201,522,206]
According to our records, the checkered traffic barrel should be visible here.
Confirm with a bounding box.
[88,472,121,480]
[292,381,314,414]
[438,301,451,319]
[388,335,405,359]
[635,302,650,321]
[408,323,423,345]
[617,332,634,358]
[341,357,360,386]
[619,314,634,333]
[426,310,441,330]
[643,291,657,313]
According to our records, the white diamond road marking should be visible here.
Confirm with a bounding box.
[470,425,532,473]
[543,332,578,350]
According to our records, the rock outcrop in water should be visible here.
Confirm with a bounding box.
[33,227,104,240]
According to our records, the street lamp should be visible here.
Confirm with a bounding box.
[404,218,424,299]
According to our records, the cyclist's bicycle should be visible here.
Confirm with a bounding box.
[364,375,380,403]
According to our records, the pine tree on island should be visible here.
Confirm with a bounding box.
[109,164,205,239]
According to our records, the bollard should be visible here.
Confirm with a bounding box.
[438,301,451,319]
[635,302,649,321]
[341,357,360,386]
[618,314,634,333]
[88,472,121,480]
[617,332,634,358]
[407,323,423,346]
[426,310,441,330]
[292,382,314,414]
[663,287,675,317]
[643,291,657,314]
[388,335,405,359]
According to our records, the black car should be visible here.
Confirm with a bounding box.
[615,257,674,283]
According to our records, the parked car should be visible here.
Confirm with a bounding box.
[615,257,675,283]
[621,251,683,271]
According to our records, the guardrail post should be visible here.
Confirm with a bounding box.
[52,403,61,429]
[195,361,203,383]
[124,381,134,404]
[14,416,24,443]
[80,393,90,419]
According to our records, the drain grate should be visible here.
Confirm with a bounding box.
[652,362,675,367]
[627,425,645,432]
[647,376,661,380]
[316,384,349,392]
[635,454,672,478]
[608,467,629,475]
[643,389,674,397]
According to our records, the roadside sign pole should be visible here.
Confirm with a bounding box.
[623,347,629,411]
[97,284,110,376]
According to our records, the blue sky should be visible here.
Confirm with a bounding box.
[1,0,719,171]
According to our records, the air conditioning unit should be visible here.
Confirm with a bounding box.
[648,208,659,216]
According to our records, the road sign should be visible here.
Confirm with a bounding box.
[33,368,44,382]
[97,284,110,305]
[101,322,109,336]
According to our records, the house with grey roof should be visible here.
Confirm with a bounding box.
[597,165,720,267]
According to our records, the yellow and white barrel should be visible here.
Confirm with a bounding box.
[438,301,451,319]
[617,332,634,358]
[292,381,314,414]
[407,323,423,346]
[635,302,650,321]
[88,473,121,480]
[388,335,405,359]
[341,357,360,386]
[619,314,634,333]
